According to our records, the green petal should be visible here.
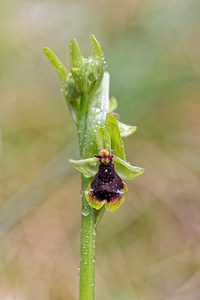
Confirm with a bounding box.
[69,157,98,177]
[105,113,126,160]
[105,182,128,212]
[43,47,68,84]
[96,127,111,152]
[109,97,118,112]
[117,121,137,137]
[113,156,144,180]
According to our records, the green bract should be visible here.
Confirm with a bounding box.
[96,127,111,152]
[105,113,126,160]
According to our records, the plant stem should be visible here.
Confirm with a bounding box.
[79,176,96,300]
[79,73,110,300]
[79,91,96,300]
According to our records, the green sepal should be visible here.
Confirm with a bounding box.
[105,113,126,160]
[86,56,100,82]
[90,34,104,86]
[64,73,80,100]
[113,156,144,180]
[70,155,144,182]
[69,39,87,93]
[96,127,111,152]
[68,98,80,123]
[109,97,118,112]
[69,157,98,178]
[117,121,137,137]
[90,34,102,59]
[43,47,68,84]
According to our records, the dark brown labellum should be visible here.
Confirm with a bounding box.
[85,149,128,211]
[90,163,124,203]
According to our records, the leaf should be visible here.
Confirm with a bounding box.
[117,121,137,137]
[81,72,110,157]
[105,113,126,160]
[43,47,68,84]
[109,97,118,112]
[69,157,98,177]
[96,127,111,152]
[113,156,144,180]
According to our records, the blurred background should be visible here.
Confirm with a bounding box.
[0,0,200,299]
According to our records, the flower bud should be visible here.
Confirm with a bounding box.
[85,56,101,82]
[64,73,80,100]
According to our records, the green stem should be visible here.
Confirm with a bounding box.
[79,177,96,300]
[79,91,96,300]
[79,73,110,300]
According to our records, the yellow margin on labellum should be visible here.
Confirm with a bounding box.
[85,184,106,210]
[105,182,128,212]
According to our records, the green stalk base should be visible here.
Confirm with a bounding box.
[79,176,96,300]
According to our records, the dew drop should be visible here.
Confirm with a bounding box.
[90,162,97,167]
[81,205,90,216]
[90,280,95,287]
[78,265,80,276]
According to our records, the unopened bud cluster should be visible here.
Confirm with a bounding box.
[63,55,103,101]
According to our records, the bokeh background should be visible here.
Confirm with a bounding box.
[0,0,200,299]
